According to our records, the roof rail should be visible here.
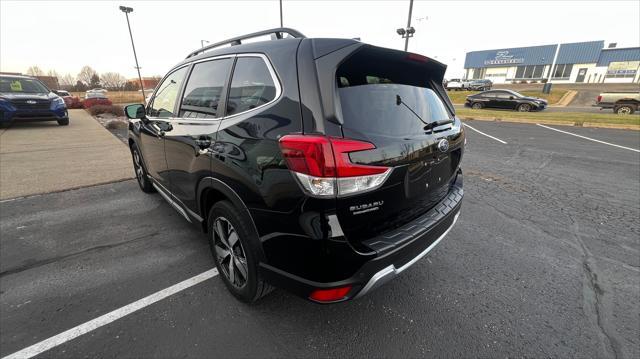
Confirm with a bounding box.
[186,27,306,59]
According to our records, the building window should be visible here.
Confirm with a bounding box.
[514,65,544,79]
[552,64,573,79]
[472,68,486,79]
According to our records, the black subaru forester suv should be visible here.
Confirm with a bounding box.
[125,28,464,304]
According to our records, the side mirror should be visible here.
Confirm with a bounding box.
[124,104,146,120]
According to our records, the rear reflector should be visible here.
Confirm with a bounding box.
[279,135,391,197]
[309,286,352,302]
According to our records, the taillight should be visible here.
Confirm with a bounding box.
[597,95,602,103]
[309,285,352,302]
[279,135,391,197]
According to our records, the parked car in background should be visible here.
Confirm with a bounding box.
[465,89,547,112]
[53,89,82,108]
[446,78,471,91]
[82,91,112,108]
[125,28,464,304]
[87,88,108,94]
[468,79,492,91]
[594,91,640,114]
[0,74,69,125]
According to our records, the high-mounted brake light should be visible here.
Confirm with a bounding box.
[279,135,391,197]
[406,53,429,63]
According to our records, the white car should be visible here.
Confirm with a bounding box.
[446,79,471,91]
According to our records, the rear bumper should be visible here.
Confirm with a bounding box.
[259,170,463,302]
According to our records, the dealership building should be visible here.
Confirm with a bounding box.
[464,41,640,84]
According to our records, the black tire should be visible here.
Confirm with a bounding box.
[130,144,155,193]
[471,102,483,110]
[517,103,531,112]
[57,118,69,126]
[614,105,635,115]
[208,201,273,303]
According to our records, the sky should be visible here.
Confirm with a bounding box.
[1,0,639,80]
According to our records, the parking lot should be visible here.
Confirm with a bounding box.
[1,115,639,358]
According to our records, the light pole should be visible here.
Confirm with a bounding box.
[396,0,415,51]
[279,0,283,27]
[201,40,210,48]
[119,5,145,102]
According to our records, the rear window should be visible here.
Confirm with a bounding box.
[336,47,451,136]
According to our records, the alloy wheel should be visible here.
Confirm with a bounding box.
[618,106,632,115]
[133,150,144,185]
[213,217,248,288]
[519,104,530,112]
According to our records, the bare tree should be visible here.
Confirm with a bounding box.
[59,73,76,89]
[77,66,97,85]
[100,72,127,90]
[26,65,44,76]
[47,69,60,78]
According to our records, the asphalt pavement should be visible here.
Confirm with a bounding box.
[1,121,638,358]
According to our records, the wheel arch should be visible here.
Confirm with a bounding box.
[197,177,258,235]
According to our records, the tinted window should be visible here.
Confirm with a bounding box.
[149,67,188,118]
[336,47,451,137]
[226,57,277,116]
[495,91,512,99]
[180,58,232,119]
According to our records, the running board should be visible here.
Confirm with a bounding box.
[152,183,192,223]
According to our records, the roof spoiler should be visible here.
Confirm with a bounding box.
[185,27,306,59]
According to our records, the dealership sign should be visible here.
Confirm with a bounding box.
[484,50,525,65]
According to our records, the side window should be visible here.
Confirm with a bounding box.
[226,57,277,116]
[179,58,233,119]
[495,91,511,99]
[148,67,188,118]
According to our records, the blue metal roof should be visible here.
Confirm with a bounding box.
[465,41,610,68]
[597,47,640,66]
[555,41,604,64]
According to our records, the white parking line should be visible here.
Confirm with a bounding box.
[2,268,219,359]
[462,123,508,144]
[536,124,640,153]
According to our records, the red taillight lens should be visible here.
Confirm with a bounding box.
[330,138,389,177]
[279,135,336,177]
[279,135,391,197]
[597,95,602,103]
[309,286,352,302]
[279,135,387,177]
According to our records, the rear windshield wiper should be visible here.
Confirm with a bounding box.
[396,94,454,132]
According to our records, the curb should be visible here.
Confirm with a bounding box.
[459,116,640,131]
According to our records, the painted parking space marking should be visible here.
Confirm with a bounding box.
[2,268,219,359]
[463,123,508,144]
[536,124,640,153]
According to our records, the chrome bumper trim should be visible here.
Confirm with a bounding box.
[355,211,460,299]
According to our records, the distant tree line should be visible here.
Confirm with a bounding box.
[25,64,161,92]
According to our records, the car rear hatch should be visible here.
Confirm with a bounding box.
[330,45,464,251]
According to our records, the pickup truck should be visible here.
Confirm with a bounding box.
[446,79,471,91]
[594,92,640,114]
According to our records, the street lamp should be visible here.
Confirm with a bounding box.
[119,5,145,103]
[396,0,416,51]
